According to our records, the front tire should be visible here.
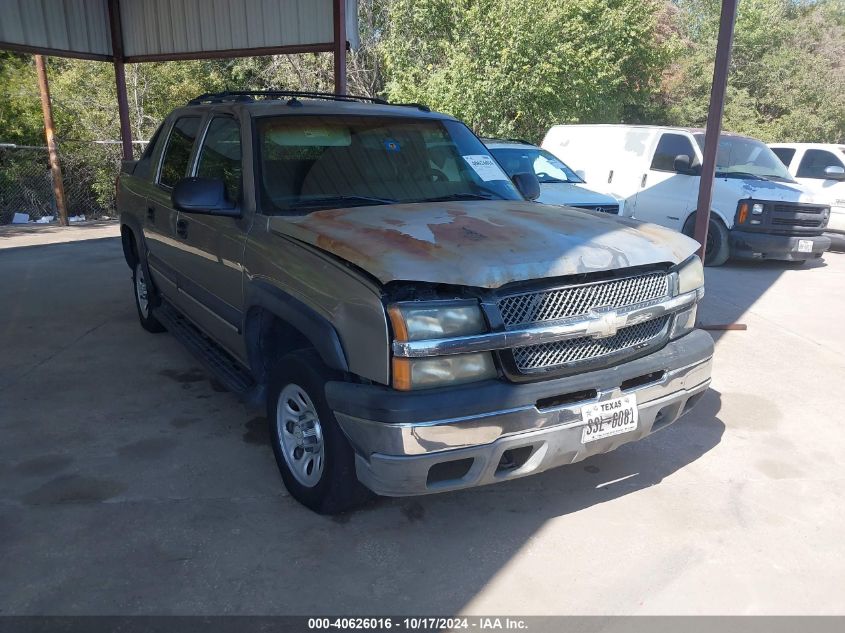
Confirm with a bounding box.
[133,260,165,333]
[683,214,730,267]
[268,349,373,514]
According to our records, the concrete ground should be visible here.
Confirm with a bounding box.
[1,222,843,615]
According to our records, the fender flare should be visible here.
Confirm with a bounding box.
[120,213,146,268]
[243,280,349,377]
[120,215,164,306]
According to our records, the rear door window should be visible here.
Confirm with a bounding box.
[133,122,165,180]
[650,133,696,172]
[158,116,201,189]
[796,149,845,179]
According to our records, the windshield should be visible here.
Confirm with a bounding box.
[256,115,522,213]
[693,133,794,181]
[488,147,584,183]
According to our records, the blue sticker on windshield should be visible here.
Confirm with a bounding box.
[384,139,401,152]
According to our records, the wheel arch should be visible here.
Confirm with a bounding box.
[682,207,733,232]
[243,282,349,387]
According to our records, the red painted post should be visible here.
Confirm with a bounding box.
[333,0,348,95]
[693,0,739,262]
[34,55,69,227]
[108,0,134,161]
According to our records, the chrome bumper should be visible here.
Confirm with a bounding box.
[331,331,714,497]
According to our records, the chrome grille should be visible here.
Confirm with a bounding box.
[512,316,670,373]
[498,272,669,329]
[570,203,620,215]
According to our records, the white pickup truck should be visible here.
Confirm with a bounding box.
[543,125,831,266]
[769,143,845,251]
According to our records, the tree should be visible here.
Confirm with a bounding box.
[380,0,673,141]
[665,0,845,143]
[0,53,43,145]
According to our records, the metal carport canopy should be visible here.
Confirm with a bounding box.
[0,0,359,159]
[0,0,359,61]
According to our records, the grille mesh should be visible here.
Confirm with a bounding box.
[498,272,669,329]
[772,218,822,227]
[512,316,670,373]
[773,204,823,215]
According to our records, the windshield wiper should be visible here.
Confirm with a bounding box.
[716,171,769,181]
[416,192,500,203]
[286,195,397,210]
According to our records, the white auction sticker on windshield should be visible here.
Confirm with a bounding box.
[463,155,508,181]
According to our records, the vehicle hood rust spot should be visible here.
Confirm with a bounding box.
[269,201,698,288]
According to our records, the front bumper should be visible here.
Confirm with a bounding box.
[825,231,845,252]
[730,230,830,261]
[327,330,714,497]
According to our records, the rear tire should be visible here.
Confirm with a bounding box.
[133,259,166,333]
[267,349,373,514]
[683,214,730,267]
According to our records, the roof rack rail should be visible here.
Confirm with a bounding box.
[392,102,431,112]
[481,136,535,146]
[187,90,431,109]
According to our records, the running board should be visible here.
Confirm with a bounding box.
[156,302,264,407]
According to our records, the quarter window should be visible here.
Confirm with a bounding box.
[651,133,697,172]
[796,149,845,179]
[159,116,201,188]
[770,147,796,167]
[196,117,243,203]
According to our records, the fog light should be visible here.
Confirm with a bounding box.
[750,219,761,225]
[752,203,764,215]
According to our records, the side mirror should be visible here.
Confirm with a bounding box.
[673,154,696,174]
[824,165,845,181]
[172,177,240,216]
[512,172,541,201]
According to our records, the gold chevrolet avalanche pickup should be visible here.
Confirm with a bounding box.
[117,91,713,514]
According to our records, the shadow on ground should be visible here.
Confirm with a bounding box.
[5,232,822,615]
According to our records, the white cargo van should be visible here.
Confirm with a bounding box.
[769,142,845,250]
[542,125,831,265]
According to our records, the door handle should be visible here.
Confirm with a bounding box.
[641,174,648,188]
[176,219,189,239]
[146,206,155,222]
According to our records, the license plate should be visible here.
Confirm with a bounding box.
[581,394,638,443]
[797,240,813,253]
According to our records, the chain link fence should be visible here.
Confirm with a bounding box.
[0,141,140,225]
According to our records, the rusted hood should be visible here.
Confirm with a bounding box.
[269,201,698,288]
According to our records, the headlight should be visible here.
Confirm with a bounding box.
[388,302,496,390]
[752,203,764,215]
[388,303,486,341]
[393,353,497,390]
[670,304,698,340]
[672,255,704,339]
[677,255,704,294]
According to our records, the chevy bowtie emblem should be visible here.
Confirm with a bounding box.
[590,309,620,339]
